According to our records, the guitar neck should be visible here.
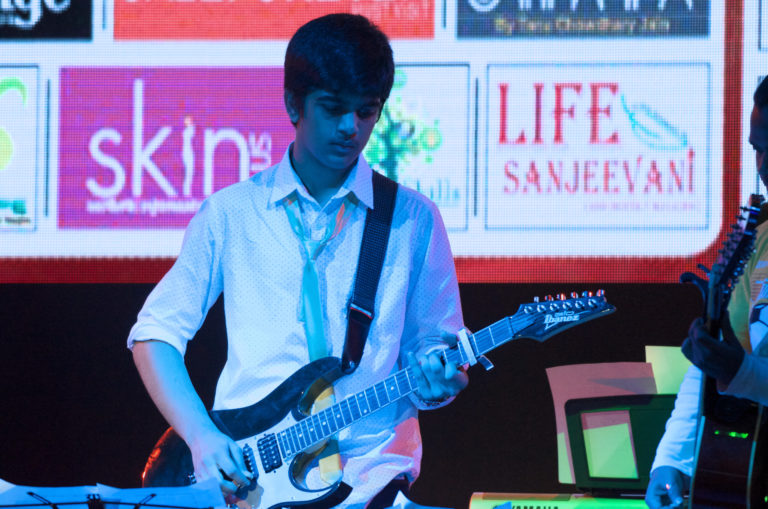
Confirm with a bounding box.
[275,315,523,460]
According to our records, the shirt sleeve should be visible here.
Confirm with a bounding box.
[723,352,768,405]
[126,198,225,356]
[397,198,464,410]
[650,365,701,476]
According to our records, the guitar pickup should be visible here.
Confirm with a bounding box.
[257,434,283,473]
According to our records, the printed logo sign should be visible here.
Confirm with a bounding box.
[0,67,38,231]
[114,0,433,40]
[458,0,709,38]
[0,0,91,40]
[365,65,470,230]
[486,63,712,255]
[59,67,294,229]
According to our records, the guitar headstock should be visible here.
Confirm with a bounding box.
[683,194,765,322]
[513,290,616,342]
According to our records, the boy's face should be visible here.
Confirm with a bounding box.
[287,89,382,175]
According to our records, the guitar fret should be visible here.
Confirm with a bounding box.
[357,392,370,415]
[328,406,340,432]
[293,426,304,451]
[287,428,300,454]
[319,408,332,436]
[386,376,399,400]
[305,413,318,443]
[340,398,353,424]
[311,413,324,440]
[349,395,362,419]
[406,366,418,389]
[296,420,308,449]
[278,431,290,458]
[395,371,410,393]
[333,405,345,429]
[302,418,313,446]
[374,382,389,406]
[365,387,379,411]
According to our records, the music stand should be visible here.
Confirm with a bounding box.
[0,478,225,509]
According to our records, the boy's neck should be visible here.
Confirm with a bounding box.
[289,146,355,207]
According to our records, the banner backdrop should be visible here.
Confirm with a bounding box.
[0,1,750,283]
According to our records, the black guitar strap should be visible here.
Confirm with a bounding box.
[341,171,398,374]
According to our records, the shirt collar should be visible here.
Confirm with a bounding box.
[269,145,375,210]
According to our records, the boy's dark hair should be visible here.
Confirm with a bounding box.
[755,76,768,109]
[284,14,394,116]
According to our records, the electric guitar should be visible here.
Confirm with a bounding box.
[684,194,768,508]
[141,291,615,509]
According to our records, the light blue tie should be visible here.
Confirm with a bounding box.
[283,194,353,484]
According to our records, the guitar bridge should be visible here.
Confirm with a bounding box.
[257,434,282,473]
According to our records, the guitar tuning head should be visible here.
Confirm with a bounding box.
[582,290,593,297]
[596,289,605,297]
[544,295,554,302]
[557,293,566,301]
[570,292,579,299]
[533,296,540,303]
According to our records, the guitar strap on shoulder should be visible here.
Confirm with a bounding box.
[341,171,398,374]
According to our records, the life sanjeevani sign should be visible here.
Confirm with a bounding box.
[483,64,712,256]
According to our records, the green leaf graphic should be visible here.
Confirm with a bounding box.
[0,77,28,171]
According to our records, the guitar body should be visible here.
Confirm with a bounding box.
[142,357,352,509]
[689,393,768,508]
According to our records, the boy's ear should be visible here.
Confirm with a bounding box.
[284,90,300,124]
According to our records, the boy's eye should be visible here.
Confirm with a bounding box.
[358,108,379,119]
[323,104,344,115]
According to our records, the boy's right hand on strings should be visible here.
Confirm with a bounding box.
[188,428,253,495]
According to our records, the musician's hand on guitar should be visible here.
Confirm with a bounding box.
[407,347,468,402]
[645,466,689,509]
[188,428,252,495]
[682,314,744,386]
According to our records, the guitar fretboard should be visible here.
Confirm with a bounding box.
[275,314,532,460]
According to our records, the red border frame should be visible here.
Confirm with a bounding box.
[0,1,743,284]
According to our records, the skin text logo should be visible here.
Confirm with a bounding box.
[0,0,71,29]
[86,79,272,215]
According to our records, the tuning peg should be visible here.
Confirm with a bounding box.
[545,295,554,301]
[581,291,593,297]
[570,292,579,299]
[557,293,566,300]
[596,289,605,297]
[533,296,540,303]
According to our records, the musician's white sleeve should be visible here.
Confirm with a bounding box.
[724,354,768,405]
[650,365,701,477]
[724,301,768,405]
